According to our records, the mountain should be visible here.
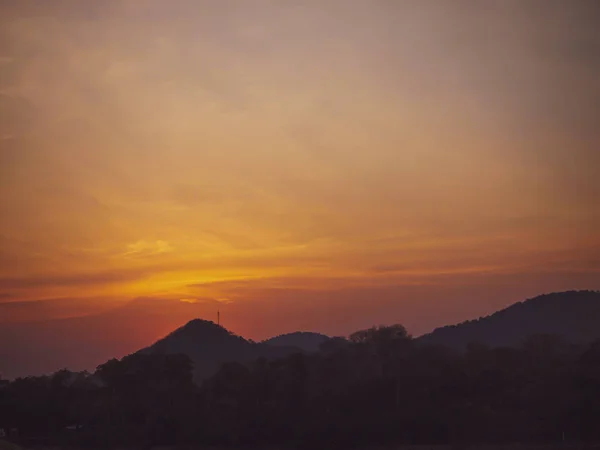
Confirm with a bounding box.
[263,331,330,352]
[138,291,600,380]
[0,297,236,379]
[419,290,600,349]
[138,319,296,381]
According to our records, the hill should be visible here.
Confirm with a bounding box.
[262,331,330,352]
[138,319,296,380]
[0,440,23,450]
[419,290,600,349]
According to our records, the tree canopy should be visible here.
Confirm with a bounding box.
[2,325,600,448]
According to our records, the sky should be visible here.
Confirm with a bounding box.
[1,0,599,378]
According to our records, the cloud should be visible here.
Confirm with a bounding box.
[0,296,118,323]
[123,240,173,257]
[178,297,225,305]
[0,268,151,290]
[0,0,597,361]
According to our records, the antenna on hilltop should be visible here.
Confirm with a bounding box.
[217,309,220,326]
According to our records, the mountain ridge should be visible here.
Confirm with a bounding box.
[138,318,304,380]
[137,290,600,380]
[262,331,330,352]
[418,289,600,349]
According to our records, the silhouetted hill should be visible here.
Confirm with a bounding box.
[138,319,295,381]
[262,331,330,352]
[0,440,23,450]
[419,290,600,349]
[133,291,600,379]
[0,297,234,379]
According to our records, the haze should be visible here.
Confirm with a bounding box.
[1,1,599,378]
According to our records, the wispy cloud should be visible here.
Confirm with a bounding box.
[122,240,173,257]
[0,269,149,290]
[0,0,597,349]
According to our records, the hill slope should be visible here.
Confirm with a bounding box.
[263,331,330,352]
[0,440,24,450]
[138,319,295,380]
[419,290,600,349]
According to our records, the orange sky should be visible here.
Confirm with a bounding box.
[1,1,599,377]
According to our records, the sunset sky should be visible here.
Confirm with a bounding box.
[1,1,599,378]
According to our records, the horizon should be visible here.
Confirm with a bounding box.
[1,1,599,379]
[2,289,600,379]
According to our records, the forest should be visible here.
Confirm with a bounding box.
[1,325,600,449]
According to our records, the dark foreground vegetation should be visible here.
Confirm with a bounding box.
[2,324,600,449]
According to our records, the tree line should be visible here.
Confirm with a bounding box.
[1,325,600,449]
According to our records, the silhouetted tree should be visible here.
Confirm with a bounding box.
[4,324,600,448]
